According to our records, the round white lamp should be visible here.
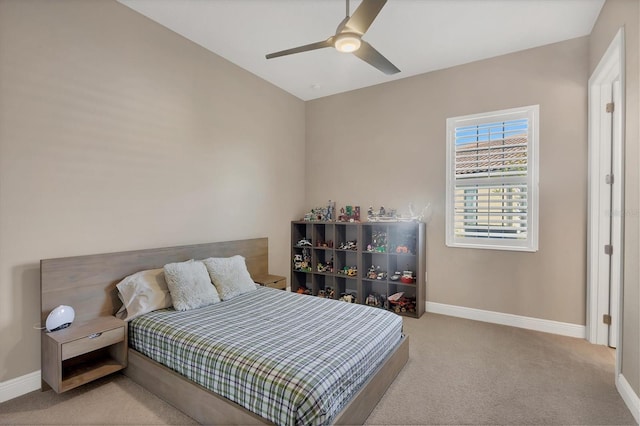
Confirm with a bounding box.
[46,305,75,332]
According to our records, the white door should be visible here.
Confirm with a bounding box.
[587,28,623,348]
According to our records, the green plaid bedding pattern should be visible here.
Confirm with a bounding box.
[129,286,403,426]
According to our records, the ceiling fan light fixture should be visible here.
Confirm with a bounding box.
[265,0,399,74]
[334,33,361,53]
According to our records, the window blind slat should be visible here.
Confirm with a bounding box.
[455,218,528,226]
[455,170,528,179]
[455,142,528,154]
[452,230,528,239]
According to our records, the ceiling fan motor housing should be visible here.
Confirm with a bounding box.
[334,32,362,53]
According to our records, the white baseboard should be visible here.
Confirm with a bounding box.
[617,373,640,425]
[425,301,586,339]
[0,370,41,403]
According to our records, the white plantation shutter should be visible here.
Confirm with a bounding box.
[446,106,539,251]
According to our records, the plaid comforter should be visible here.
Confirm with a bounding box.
[129,286,403,426]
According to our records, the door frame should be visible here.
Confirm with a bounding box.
[587,26,624,356]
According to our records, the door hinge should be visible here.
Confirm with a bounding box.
[606,102,615,113]
[604,244,613,255]
[605,174,614,185]
[603,314,612,325]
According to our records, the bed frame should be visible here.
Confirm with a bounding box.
[40,238,409,425]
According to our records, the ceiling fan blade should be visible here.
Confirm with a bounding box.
[266,38,333,59]
[353,40,400,75]
[345,0,387,35]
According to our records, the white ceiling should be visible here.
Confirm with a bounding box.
[118,0,605,101]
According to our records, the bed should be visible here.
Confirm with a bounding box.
[40,238,409,425]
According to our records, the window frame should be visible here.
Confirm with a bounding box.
[445,105,539,252]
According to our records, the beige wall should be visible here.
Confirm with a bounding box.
[589,0,640,399]
[0,0,305,382]
[306,37,590,325]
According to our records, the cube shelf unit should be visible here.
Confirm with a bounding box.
[291,220,426,318]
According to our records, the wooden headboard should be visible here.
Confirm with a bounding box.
[40,238,268,324]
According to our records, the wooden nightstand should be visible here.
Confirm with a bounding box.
[41,316,127,393]
[253,274,287,290]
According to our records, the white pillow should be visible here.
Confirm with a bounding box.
[115,268,172,321]
[202,255,257,301]
[163,260,220,311]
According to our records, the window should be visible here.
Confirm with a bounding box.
[446,105,539,252]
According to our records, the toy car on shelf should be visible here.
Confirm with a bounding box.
[338,240,357,250]
[316,258,334,273]
[365,293,382,308]
[339,293,356,303]
[316,240,333,248]
[296,239,312,247]
[388,292,416,313]
[400,271,415,283]
[293,253,311,272]
[367,265,378,279]
[320,287,335,299]
[338,265,357,276]
[295,286,312,295]
[388,292,404,302]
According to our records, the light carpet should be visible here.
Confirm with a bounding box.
[0,312,635,425]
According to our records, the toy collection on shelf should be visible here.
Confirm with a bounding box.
[293,242,414,311]
[337,265,357,276]
[367,230,387,252]
[293,239,312,272]
[302,200,336,222]
[366,265,387,280]
[294,203,424,316]
[387,292,417,314]
[361,292,416,313]
[317,288,335,299]
[316,257,334,273]
[293,246,415,308]
[301,200,430,223]
[337,240,357,250]
[339,293,356,303]
[365,293,387,309]
[294,286,416,314]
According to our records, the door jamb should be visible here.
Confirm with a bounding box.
[587,26,624,357]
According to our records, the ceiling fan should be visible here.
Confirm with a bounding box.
[265,0,400,75]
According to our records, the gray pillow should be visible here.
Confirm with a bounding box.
[202,255,257,301]
[163,260,220,311]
